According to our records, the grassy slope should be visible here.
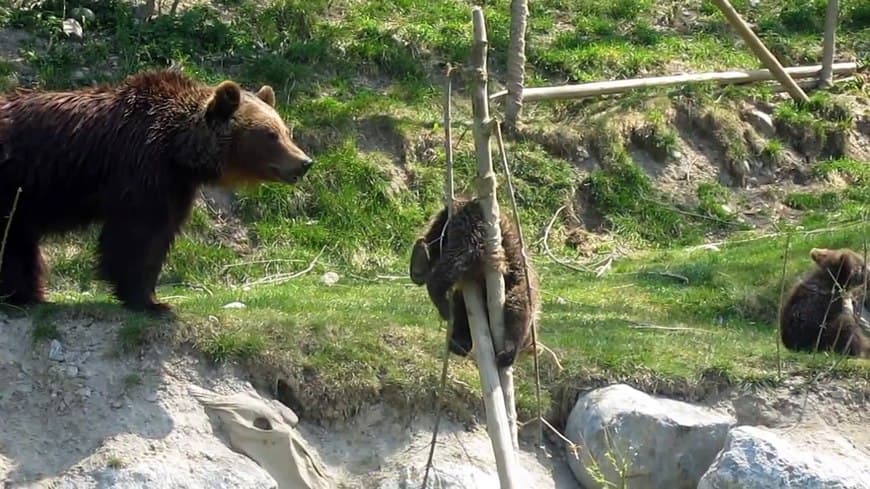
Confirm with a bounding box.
[1,0,869,422]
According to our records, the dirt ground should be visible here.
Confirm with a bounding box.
[1,312,868,488]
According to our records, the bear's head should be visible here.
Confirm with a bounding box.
[810,247,868,290]
[206,81,313,186]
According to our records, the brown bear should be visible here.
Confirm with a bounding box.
[409,198,540,368]
[779,247,870,358]
[0,69,313,313]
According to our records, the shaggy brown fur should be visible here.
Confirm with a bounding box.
[780,248,870,358]
[409,198,540,368]
[0,69,313,313]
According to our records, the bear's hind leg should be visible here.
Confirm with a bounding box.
[0,232,46,306]
[97,218,174,314]
[448,290,474,357]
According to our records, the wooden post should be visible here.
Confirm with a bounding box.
[491,62,856,104]
[468,6,519,488]
[711,0,809,103]
[820,0,839,88]
[504,0,528,133]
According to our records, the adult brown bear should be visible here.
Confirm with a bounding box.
[780,248,870,358]
[0,70,313,313]
[409,198,540,368]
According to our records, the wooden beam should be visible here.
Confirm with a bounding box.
[711,0,808,102]
[490,63,857,103]
[820,0,839,88]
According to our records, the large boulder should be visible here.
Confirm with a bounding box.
[698,426,870,489]
[564,384,735,489]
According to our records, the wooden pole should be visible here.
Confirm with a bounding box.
[820,0,839,89]
[504,0,528,133]
[490,62,857,103]
[469,6,519,488]
[711,0,808,102]
[462,284,519,488]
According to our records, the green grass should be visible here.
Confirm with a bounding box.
[1,0,869,423]
[24,220,870,422]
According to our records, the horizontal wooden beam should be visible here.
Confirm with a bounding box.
[489,62,857,103]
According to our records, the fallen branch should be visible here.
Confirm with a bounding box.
[542,205,592,273]
[242,246,326,287]
[642,270,690,284]
[627,323,710,333]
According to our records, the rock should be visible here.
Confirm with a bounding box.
[321,271,340,286]
[698,426,870,489]
[743,108,776,137]
[222,301,246,309]
[49,340,65,362]
[564,383,735,489]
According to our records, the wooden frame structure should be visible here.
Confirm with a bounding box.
[498,0,850,115]
[457,2,853,487]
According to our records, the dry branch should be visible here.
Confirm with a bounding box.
[711,0,808,102]
[0,188,22,277]
[242,246,325,287]
[490,63,856,103]
[423,65,457,489]
[494,120,539,451]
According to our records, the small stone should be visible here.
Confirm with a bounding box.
[556,297,567,305]
[321,271,340,286]
[110,399,124,409]
[222,301,246,309]
[49,340,65,362]
[77,387,92,398]
[744,109,776,137]
[145,391,158,402]
[66,366,79,378]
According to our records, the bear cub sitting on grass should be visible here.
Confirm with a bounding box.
[0,69,313,314]
[780,247,870,358]
[409,198,540,368]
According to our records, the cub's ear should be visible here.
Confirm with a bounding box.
[256,85,276,107]
[207,80,242,119]
[409,238,431,285]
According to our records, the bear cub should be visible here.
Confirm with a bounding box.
[409,198,540,368]
[0,69,313,313]
[780,247,870,358]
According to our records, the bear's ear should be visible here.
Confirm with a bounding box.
[409,238,431,286]
[207,81,242,119]
[256,85,276,107]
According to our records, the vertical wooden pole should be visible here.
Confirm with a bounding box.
[820,0,839,89]
[711,0,809,103]
[468,6,519,488]
[504,0,528,133]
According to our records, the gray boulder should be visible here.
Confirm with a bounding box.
[564,384,734,489]
[698,426,870,489]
